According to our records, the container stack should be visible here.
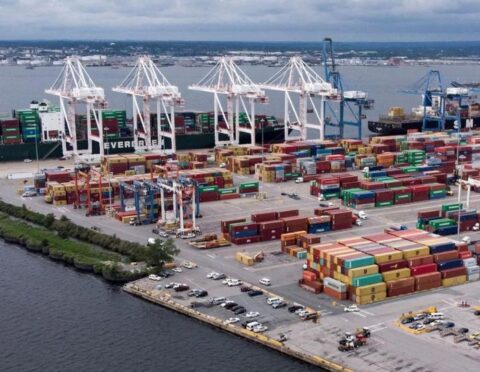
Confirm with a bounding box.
[300,227,480,304]
[417,203,480,235]
[16,109,40,143]
[0,119,22,144]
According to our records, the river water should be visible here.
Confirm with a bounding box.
[1,64,480,137]
[0,241,317,371]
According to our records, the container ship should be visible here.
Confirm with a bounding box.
[368,103,480,136]
[0,101,286,161]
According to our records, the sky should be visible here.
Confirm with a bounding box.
[1,0,480,41]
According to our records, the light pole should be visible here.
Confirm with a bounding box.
[104,127,112,210]
[34,122,40,173]
[260,118,265,157]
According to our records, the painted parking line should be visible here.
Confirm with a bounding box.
[352,312,367,318]
[360,309,375,316]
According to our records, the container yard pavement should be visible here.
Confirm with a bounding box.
[2,164,480,371]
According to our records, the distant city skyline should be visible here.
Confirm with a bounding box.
[1,0,480,42]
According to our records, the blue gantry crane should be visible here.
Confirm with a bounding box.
[119,181,142,224]
[322,37,374,139]
[400,70,445,131]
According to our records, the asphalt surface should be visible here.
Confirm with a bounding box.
[2,160,480,371]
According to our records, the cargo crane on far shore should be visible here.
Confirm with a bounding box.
[401,70,471,131]
[45,57,107,157]
[113,55,184,153]
[322,38,374,139]
[262,56,338,142]
[189,57,268,147]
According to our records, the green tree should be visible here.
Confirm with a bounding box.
[144,238,180,272]
[44,213,55,228]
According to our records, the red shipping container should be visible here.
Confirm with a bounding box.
[276,209,299,218]
[230,222,258,232]
[251,212,277,222]
[378,259,409,273]
[231,236,261,245]
[407,255,434,267]
[416,280,442,291]
[411,263,437,276]
[323,285,347,300]
[259,220,284,230]
[388,285,415,297]
[418,210,442,219]
[414,271,441,285]
[387,277,415,290]
[458,251,472,259]
[441,266,467,279]
[433,251,458,263]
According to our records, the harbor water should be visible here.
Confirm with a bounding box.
[1,64,480,138]
[0,240,317,371]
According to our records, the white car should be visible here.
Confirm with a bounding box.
[296,310,309,317]
[158,231,169,238]
[344,305,360,312]
[207,272,219,279]
[253,325,268,333]
[246,321,261,331]
[357,211,368,220]
[224,317,240,325]
[210,297,227,305]
[267,297,283,305]
[259,278,271,286]
[183,261,197,269]
[148,274,162,281]
[245,312,260,318]
[295,177,304,183]
[172,267,183,273]
[227,279,242,287]
[22,191,37,197]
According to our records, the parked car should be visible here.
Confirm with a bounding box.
[165,282,179,289]
[210,297,227,305]
[220,300,235,307]
[234,307,246,315]
[224,302,238,310]
[267,297,283,305]
[248,290,263,297]
[442,322,455,328]
[195,290,208,298]
[224,317,240,325]
[182,261,197,269]
[253,325,268,333]
[172,267,183,273]
[245,312,260,318]
[148,274,162,281]
[272,301,287,309]
[344,305,360,312]
[173,284,189,292]
[227,279,242,287]
[259,278,271,286]
[212,273,226,280]
[401,317,415,324]
[288,305,305,313]
[246,321,260,331]
[206,272,219,278]
[240,285,252,292]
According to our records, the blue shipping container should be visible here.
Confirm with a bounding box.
[429,242,457,253]
[438,259,464,271]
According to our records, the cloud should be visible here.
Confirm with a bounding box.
[0,0,479,41]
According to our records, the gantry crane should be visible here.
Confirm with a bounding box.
[400,70,446,131]
[157,178,199,234]
[189,56,268,146]
[323,38,374,139]
[262,56,338,142]
[45,57,106,157]
[119,181,142,223]
[74,167,106,216]
[113,55,184,153]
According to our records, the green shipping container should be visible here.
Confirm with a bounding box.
[239,182,259,189]
[218,187,238,195]
[198,185,219,193]
[441,203,463,212]
[343,256,376,269]
[375,201,394,207]
[429,218,456,229]
[352,273,384,287]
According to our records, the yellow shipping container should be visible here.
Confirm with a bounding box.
[373,251,404,264]
[355,282,387,297]
[347,264,379,278]
[402,246,429,258]
[383,268,411,282]
[338,273,352,285]
[442,275,467,287]
[355,291,387,305]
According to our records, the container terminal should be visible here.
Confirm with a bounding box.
[2,52,480,371]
